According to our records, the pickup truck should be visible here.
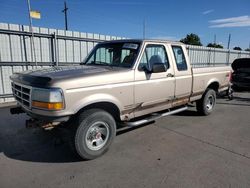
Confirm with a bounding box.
[10,39,231,160]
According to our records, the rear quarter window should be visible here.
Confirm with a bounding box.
[172,46,188,71]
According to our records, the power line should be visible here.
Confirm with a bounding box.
[62,1,68,30]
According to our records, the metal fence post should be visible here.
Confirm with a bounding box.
[208,48,211,66]
[51,32,58,66]
[54,32,58,66]
[213,48,216,65]
[226,49,230,65]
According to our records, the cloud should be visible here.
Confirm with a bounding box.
[209,15,250,28]
[202,9,214,15]
[210,16,249,23]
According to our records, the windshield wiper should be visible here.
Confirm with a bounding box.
[94,61,111,66]
[86,61,117,67]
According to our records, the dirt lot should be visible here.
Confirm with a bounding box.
[0,92,250,188]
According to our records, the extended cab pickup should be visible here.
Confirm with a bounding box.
[10,39,231,159]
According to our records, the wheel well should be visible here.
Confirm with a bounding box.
[77,102,121,121]
[207,82,219,93]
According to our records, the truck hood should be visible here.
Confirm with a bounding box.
[10,65,123,87]
[231,58,250,71]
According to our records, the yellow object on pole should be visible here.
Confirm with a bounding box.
[30,10,41,19]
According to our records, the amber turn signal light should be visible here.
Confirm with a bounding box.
[32,101,64,110]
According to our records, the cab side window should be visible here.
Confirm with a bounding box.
[139,45,169,71]
[172,46,187,71]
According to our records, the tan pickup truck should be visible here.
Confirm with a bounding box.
[10,39,231,159]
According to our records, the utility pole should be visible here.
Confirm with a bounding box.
[227,34,231,49]
[214,34,216,44]
[62,1,68,30]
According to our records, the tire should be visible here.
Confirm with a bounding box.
[74,109,116,160]
[228,94,234,100]
[196,89,216,116]
[227,86,234,100]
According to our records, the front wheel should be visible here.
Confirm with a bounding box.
[74,109,116,160]
[196,89,216,115]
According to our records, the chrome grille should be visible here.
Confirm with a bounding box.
[11,82,31,109]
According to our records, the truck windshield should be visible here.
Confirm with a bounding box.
[82,42,141,68]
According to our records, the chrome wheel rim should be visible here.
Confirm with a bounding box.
[85,121,110,151]
[206,95,215,111]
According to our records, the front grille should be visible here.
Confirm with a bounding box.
[12,82,31,109]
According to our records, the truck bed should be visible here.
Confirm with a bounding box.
[191,65,231,101]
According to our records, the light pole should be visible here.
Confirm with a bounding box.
[227,34,231,49]
[26,0,37,66]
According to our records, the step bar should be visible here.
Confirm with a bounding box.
[124,106,188,127]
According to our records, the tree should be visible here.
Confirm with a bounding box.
[245,48,250,52]
[233,47,242,51]
[180,33,202,46]
[207,43,223,49]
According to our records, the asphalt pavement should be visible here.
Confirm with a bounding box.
[0,92,250,188]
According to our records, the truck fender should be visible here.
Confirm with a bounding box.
[206,78,220,92]
[70,93,123,115]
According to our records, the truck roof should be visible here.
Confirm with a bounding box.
[101,39,184,45]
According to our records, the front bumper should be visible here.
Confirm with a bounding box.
[10,105,70,122]
[10,105,71,130]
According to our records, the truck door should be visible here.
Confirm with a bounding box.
[171,45,192,103]
[134,43,175,117]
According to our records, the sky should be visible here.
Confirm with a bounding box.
[0,0,250,49]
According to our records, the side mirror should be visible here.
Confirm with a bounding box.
[138,65,150,73]
[152,63,167,73]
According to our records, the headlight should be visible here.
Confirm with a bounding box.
[31,88,64,110]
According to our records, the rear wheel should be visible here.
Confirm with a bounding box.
[196,89,216,115]
[228,85,234,100]
[74,109,116,160]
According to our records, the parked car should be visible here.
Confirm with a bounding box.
[231,58,250,91]
[10,39,231,160]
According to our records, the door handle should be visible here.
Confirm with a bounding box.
[167,73,174,77]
